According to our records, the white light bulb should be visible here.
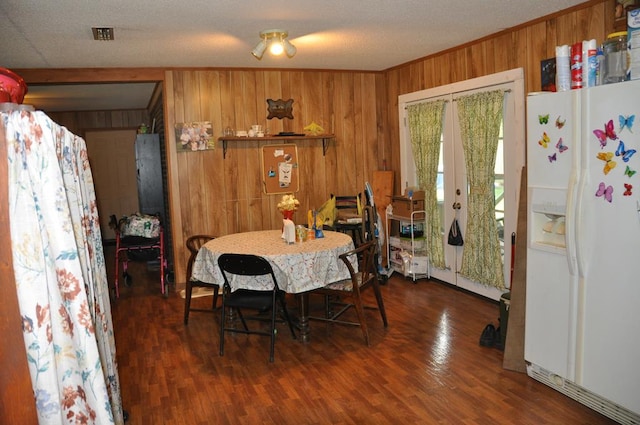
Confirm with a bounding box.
[270,41,284,55]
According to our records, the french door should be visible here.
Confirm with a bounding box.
[398,69,525,300]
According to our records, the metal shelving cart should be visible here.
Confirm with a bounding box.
[385,209,430,282]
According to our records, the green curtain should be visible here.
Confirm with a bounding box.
[406,100,446,270]
[456,90,505,290]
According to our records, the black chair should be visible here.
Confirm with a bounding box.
[217,253,296,363]
[310,240,388,346]
[332,193,363,246]
[184,235,218,325]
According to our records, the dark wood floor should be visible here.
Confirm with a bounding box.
[106,247,615,425]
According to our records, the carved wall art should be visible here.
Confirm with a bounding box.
[267,98,294,120]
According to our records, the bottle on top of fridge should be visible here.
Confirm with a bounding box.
[602,31,628,84]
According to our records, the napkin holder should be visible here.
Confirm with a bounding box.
[282,219,296,244]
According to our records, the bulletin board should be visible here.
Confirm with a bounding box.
[261,144,299,194]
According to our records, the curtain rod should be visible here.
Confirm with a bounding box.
[403,87,512,109]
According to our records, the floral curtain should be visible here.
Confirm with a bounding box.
[455,90,505,290]
[3,109,123,424]
[406,100,446,269]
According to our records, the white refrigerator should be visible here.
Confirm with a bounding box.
[525,80,640,424]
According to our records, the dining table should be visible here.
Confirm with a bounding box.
[191,229,355,342]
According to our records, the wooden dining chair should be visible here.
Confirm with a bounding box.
[362,205,387,285]
[310,240,388,346]
[217,253,297,363]
[184,235,218,325]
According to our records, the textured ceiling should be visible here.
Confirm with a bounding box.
[0,0,586,111]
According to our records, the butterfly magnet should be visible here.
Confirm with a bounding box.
[555,116,566,129]
[596,151,617,175]
[538,132,550,148]
[556,138,568,153]
[619,114,635,133]
[593,119,618,149]
[538,114,549,125]
[624,183,633,196]
[615,140,637,163]
[595,182,613,203]
[625,165,636,178]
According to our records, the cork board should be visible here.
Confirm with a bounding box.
[261,144,299,194]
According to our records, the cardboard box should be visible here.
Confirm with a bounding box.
[391,195,425,219]
[403,189,425,200]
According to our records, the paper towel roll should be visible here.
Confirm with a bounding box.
[583,39,597,88]
[556,45,571,92]
[282,219,296,244]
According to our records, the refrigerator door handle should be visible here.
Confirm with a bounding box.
[566,180,578,277]
[565,110,584,281]
[573,171,587,278]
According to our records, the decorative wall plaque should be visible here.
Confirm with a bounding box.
[267,98,294,120]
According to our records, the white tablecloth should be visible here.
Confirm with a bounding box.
[192,230,354,293]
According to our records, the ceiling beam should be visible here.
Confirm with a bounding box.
[12,68,165,84]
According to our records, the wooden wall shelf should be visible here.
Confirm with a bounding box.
[218,134,335,158]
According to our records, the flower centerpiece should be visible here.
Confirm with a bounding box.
[277,193,300,220]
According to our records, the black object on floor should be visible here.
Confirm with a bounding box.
[479,323,497,347]
[494,326,504,350]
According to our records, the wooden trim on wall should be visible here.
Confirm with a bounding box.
[13,68,165,84]
[163,71,185,284]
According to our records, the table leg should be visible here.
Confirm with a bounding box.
[297,293,310,343]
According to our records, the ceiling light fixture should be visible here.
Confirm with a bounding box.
[251,29,296,60]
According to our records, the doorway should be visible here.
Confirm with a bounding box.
[86,129,139,240]
[398,69,525,301]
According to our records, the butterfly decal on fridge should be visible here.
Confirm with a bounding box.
[595,182,614,203]
[538,132,550,148]
[538,114,549,125]
[596,151,617,175]
[624,165,636,178]
[593,119,618,149]
[619,114,635,133]
[615,140,637,163]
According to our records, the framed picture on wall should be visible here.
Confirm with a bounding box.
[175,121,215,152]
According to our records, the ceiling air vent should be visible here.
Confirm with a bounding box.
[92,27,114,41]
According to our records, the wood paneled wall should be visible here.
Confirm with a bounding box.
[383,0,615,194]
[15,1,616,288]
[48,109,150,137]
[165,70,386,283]
[165,1,615,286]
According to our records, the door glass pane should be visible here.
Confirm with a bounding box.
[437,136,445,234]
